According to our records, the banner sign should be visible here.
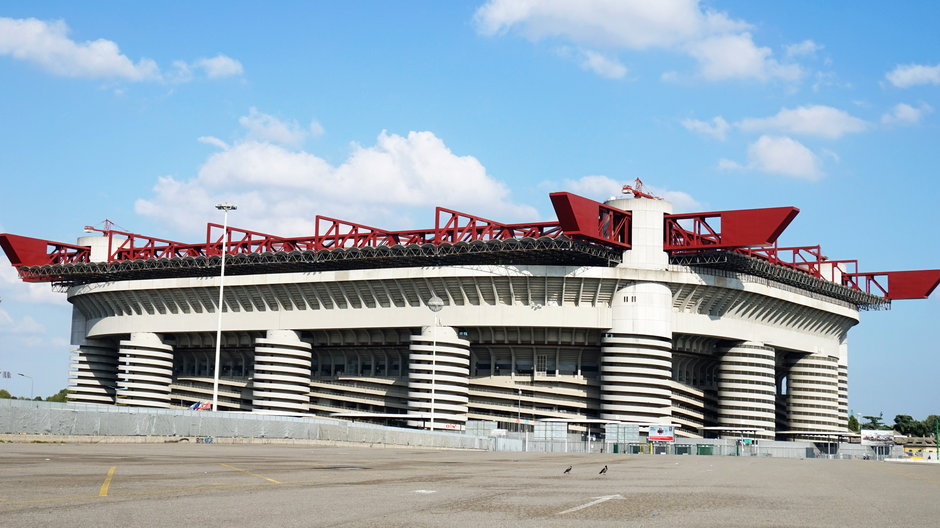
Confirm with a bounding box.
[648,425,675,443]
[860,430,895,446]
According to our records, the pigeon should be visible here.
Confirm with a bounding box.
[599,465,608,475]
[563,465,572,474]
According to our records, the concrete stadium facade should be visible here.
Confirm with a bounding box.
[6,190,935,440]
[54,196,872,441]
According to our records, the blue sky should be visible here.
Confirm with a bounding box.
[0,1,937,421]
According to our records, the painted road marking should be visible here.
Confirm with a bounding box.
[220,463,281,484]
[0,482,267,506]
[557,494,624,515]
[98,466,117,497]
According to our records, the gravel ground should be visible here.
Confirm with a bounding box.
[1,442,937,527]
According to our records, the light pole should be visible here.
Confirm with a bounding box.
[212,202,237,412]
[426,294,444,431]
[935,418,939,461]
[17,373,33,399]
[517,389,522,432]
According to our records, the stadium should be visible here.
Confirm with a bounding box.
[2,183,937,440]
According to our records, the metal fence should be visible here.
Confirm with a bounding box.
[505,434,900,459]
[0,400,901,458]
[0,399,515,451]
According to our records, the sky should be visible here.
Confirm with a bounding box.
[0,1,937,422]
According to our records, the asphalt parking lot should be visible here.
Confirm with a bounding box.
[1,442,937,527]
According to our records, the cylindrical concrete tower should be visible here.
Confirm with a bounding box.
[601,282,673,423]
[600,195,673,424]
[408,325,470,430]
[837,340,848,428]
[116,332,173,408]
[69,340,118,404]
[787,353,842,434]
[718,341,776,439]
[252,329,313,414]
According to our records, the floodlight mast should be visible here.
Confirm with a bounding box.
[212,202,237,412]
[426,295,444,431]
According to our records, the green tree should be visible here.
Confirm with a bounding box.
[924,415,940,437]
[847,414,860,433]
[45,388,69,402]
[862,412,890,430]
[0,389,11,399]
[893,415,916,435]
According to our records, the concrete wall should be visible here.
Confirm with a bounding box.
[0,399,510,450]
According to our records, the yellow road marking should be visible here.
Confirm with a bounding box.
[99,466,117,497]
[220,463,281,484]
[0,468,362,506]
[2,482,263,506]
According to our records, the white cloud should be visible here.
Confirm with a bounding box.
[645,186,703,213]
[557,175,624,200]
[474,0,800,82]
[0,310,45,334]
[0,255,68,306]
[821,148,840,163]
[685,33,802,81]
[0,17,242,84]
[167,60,193,83]
[198,136,230,150]
[0,17,159,80]
[735,105,867,139]
[682,116,729,140]
[579,50,627,79]
[886,63,940,88]
[309,121,326,137]
[881,102,933,125]
[475,0,748,48]
[136,129,538,237]
[785,39,822,58]
[547,175,703,212]
[194,54,243,78]
[238,107,311,148]
[746,135,822,180]
[718,137,823,180]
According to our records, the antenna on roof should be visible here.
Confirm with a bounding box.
[83,218,124,234]
[622,178,662,200]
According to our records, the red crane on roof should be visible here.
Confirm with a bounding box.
[622,178,662,200]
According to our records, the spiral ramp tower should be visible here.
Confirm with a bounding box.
[407,325,471,430]
[787,353,842,435]
[837,342,849,428]
[600,282,674,424]
[116,332,173,408]
[717,342,777,439]
[251,330,313,414]
[68,341,118,404]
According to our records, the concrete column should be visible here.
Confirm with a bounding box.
[117,332,173,408]
[252,330,312,414]
[69,340,118,404]
[600,282,673,423]
[718,341,776,439]
[837,341,848,428]
[787,353,841,434]
[407,325,470,430]
[606,195,672,270]
[77,234,116,262]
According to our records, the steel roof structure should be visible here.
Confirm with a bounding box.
[2,191,937,306]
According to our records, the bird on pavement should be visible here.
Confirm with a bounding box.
[563,465,572,474]
[599,465,608,475]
